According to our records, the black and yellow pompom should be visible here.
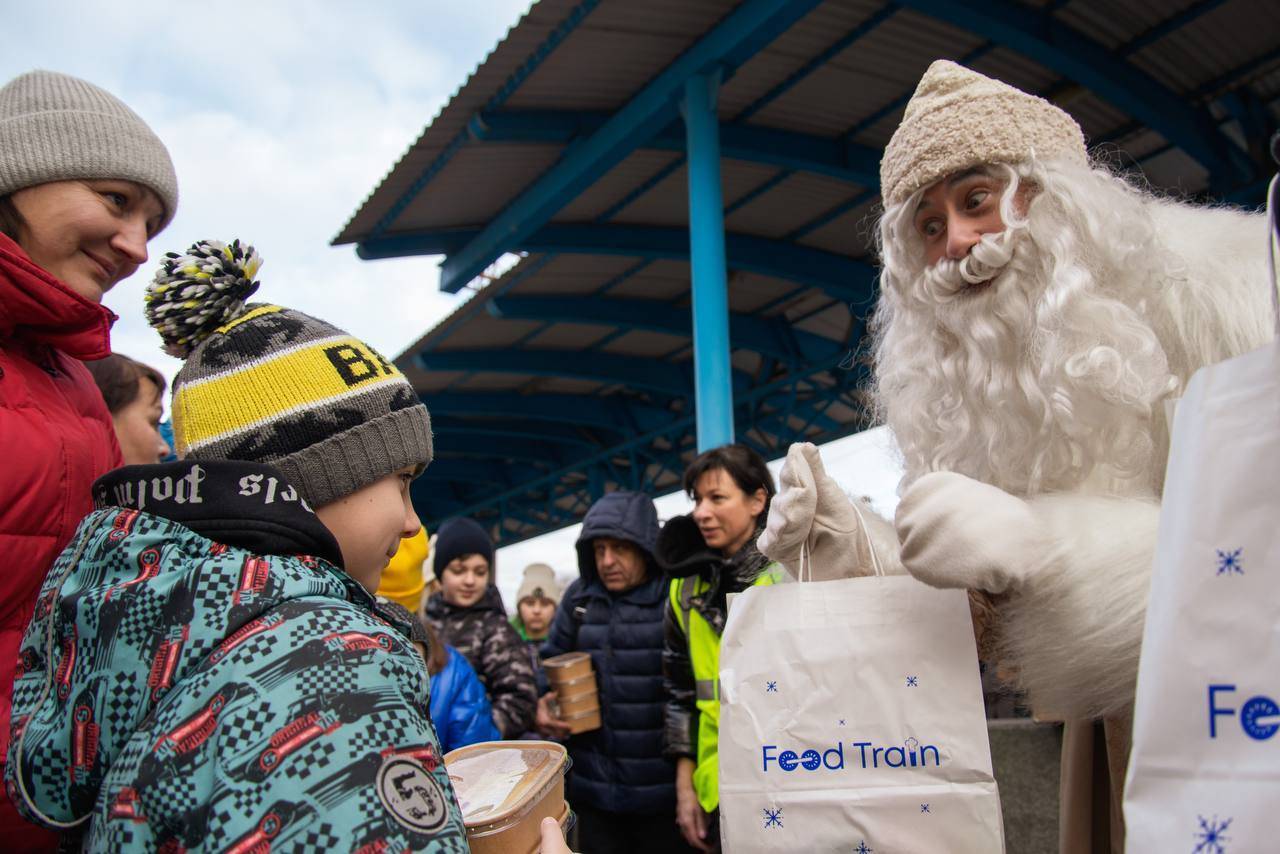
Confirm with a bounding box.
[146,239,263,357]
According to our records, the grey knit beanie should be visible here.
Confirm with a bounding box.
[146,239,433,507]
[0,70,179,230]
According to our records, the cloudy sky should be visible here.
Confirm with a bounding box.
[9,1,905,605]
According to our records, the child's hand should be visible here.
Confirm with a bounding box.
[540,816,573,853]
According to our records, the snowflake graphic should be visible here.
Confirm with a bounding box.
[838,718,846,726]
[1193,814,1231,853]
[854,842,873,854]
[763,807,783,829]
[766,680,778,693]
[906,676,918,687]
[1215,548,1243,576]
[920,803,930,813]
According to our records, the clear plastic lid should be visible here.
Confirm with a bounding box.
[445,741,569,830]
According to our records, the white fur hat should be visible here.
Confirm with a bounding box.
[880,60,1087,206]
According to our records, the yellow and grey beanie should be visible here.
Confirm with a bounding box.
[146,239,432,507]
[0,70,178,230]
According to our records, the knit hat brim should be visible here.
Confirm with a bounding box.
[273,405,433,508]
[0,71,178,230]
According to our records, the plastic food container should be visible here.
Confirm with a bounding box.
[543,651,593,683]
[445,741,571,854]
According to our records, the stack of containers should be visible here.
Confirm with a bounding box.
[542,651,601,734]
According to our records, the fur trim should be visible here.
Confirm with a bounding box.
[998,493,1159,720]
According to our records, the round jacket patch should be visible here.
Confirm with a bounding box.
[376,757,449,833]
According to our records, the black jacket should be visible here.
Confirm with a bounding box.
[425,586,537,738]
[656,514,772,760]
[540,491,674,815]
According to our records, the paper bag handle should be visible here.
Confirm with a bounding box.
[1268,173,1279,336]
[796,496,885,582]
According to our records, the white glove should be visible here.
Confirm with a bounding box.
[894,471,1047,594]
[758,443,877,581]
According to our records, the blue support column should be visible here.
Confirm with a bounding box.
[682,71,734,451]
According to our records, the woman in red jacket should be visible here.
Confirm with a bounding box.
[0,69,177,849]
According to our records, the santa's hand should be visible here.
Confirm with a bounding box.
[895,472,1046,593]
[759,443,876,580]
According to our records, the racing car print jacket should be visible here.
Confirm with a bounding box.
[4,460,468,852]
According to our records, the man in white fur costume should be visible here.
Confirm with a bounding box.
[759,60,1271,850]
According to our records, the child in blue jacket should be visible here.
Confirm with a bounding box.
[5,241,468,852]
[429,646,502,753]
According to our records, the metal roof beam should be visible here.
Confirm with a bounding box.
[433,0,825,294]
[363,224,877,305]
[429,414,602,450]
[355,0,602,242]
[430,433,567,468]
[421,353,852,538]
[470,110,880,186]
[416,348,749,398]
[897,0,1246,183]
[423,391,670,434]
[487,294,842,363]
[419,458,540,486]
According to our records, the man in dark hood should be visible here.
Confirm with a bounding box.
[537,491,696,853]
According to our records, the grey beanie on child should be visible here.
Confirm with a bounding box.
[0,70,179,230]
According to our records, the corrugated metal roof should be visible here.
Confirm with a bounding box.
[339,0,1278,544]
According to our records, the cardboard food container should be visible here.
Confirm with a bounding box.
[445,741,571,854]
[563,706,602,734]
[543,651,593,683]
[552,672,597,700]
[554,690,599,717]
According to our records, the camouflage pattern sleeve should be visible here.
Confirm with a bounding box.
[479,614,538,738]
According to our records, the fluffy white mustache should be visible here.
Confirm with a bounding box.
[922,227,1022,298]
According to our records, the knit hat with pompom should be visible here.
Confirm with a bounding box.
[146,239,432,506]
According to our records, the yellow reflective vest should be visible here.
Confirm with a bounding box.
[669,564,781,813]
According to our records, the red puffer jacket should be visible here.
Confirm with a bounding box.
[0,232,121,830]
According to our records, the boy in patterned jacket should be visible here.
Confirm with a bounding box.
[4,241,470,852]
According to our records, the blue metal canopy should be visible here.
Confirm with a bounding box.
[337,0,1279,545]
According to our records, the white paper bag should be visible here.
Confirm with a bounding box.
[718,570,1005,852]
[1123,338,1280,849]
[1123,174,1280,852]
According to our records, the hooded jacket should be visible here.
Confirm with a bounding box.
[424,587,536,738]
[540,491,675,815]
[5,460,467,853]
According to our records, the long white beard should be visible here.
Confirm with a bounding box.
[873,167,1179,497]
